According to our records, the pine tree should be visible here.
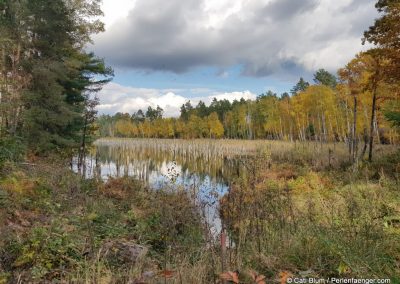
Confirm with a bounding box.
[313,69,337,89]
[0,0,112,154]
[290,78,310,95]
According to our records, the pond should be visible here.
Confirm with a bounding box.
[75,138,259,234]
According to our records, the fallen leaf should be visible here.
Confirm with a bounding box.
[159,270,175,279]
[279,271,293,284]
[220,271,239,283]
[255,274,266,284]
[248,270,266,284]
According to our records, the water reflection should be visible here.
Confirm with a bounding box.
[78,139,249,234]
[92,139,244,183]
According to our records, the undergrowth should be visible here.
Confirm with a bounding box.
[0,161,210,283]
[0,147,399,283]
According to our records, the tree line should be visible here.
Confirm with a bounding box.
[98,0,399,162]
[99,70,398,144]
[99,63,398,156]
[0,0,113,165]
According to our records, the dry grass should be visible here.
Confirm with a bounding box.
[95,138,398,170]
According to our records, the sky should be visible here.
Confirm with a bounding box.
[90,0,378,117]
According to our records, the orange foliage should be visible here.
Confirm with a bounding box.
[220,271,239,283]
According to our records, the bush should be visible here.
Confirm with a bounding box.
[12,224,83,280]
[220,157,400,278]
[0,137,26,167]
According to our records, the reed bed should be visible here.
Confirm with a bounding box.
[94,138,398,170]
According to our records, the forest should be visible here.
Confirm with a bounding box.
[0,0,113,159]
[99,68,399,144]
[0,0,399,283]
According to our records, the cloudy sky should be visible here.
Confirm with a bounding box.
[91,0,378,116]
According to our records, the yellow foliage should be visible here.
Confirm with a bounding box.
[114,119,137,137]
[207,112,224,138]
[1,171,37,195]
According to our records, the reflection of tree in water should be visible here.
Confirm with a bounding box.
[165,161,179,182]
[86,139,257,235]
[94,139,248,184]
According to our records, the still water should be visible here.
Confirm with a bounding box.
[76,139,253,234]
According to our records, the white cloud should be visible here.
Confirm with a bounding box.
[97,82,256,116]
[202,91,256,104]
[148,92,187,116]
[101,0,137,28]
[93,0,378,77]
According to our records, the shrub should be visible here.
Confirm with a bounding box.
[0,137,26,168]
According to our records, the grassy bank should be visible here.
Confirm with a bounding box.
[0,160,212,283]
[221,150,400,280]
[0,141,399,283]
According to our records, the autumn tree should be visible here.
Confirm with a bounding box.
[206,112,224,138]
[338,54,371,163]
[363,0,400,156]
[363,0,400,82]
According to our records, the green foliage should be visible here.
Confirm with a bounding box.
[13,224,83,279]
[305,124,315,139]
[0,188,9,207]
[384,100,400,128]
[313,68,337,88]
[0,136,26,166]
[385,110,400,127]
[180,101,194,121]
[145,106,163,121]
[0,0,112,155]
[290,77,310,95]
